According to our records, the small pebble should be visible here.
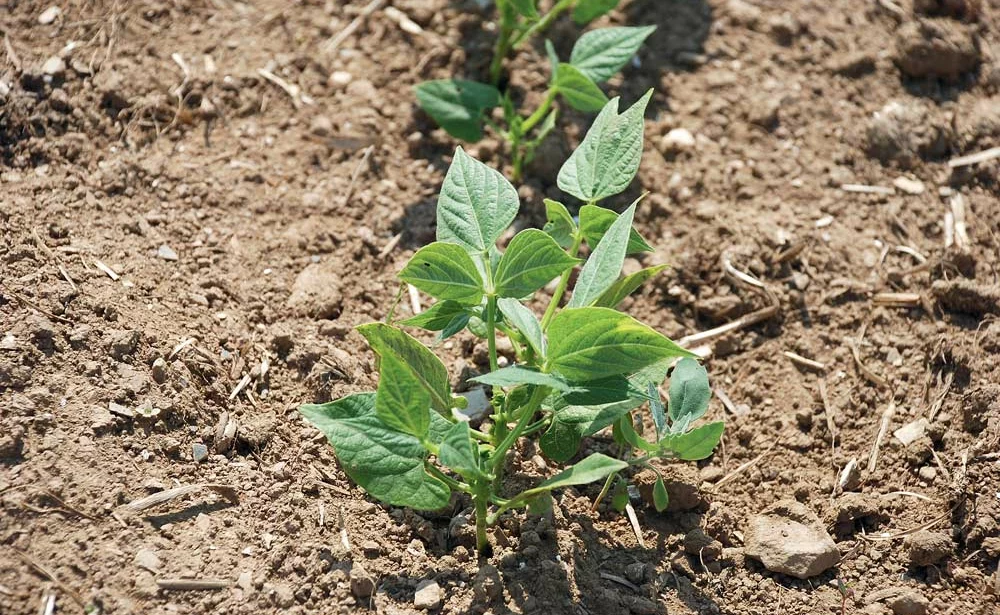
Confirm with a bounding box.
[38,5,61,24]
[157,244,179,261]
[192,443,209,462]
[328,71,352,89]
[413,579,442,610]
[918,466,937,482]
[41,56,66,76]
[893,176,925,195]
[659,128,696,154]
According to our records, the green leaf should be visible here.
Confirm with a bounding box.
[545,40,560,84]
[616,413,657,452]
[533,453,628,493]
[494,229,580,298]
[497,298,546,357]
[570,26,656,83]
[668,358,711,434]
[572,0,620,24]
[399,300,467,331]
[663,421,724,461]
[554,63,608,112]
[299,393,450,510]
[579,203,653,254]
[357,323,452,413]
[543,199,577,249]
[437,147,520,253]
[557,90,652,202]
[610,478,629,512]
[399,242,484,305]
[414,80,501,142]
[652,474,669,512]
[593,264,668,308]
[526,492,553,516]
[471,365,575,393]
[540,360,671,462]
[376,354,431,437]
[568,200,636,308]
[438,313,470,340]
[439,421,482,479]
[648,382,666,438]
[547,307,695,382]
[509,0,538,18]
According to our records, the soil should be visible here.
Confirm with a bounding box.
[2,0,999,614]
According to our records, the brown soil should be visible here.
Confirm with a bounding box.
[2,1,999,614]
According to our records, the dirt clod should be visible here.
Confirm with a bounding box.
[414,579,442,610]
[635,464,706,512]
[350,562,376,599]
[932,279,1000,317]
[866,101,953,168]
[904,530,954,566]
[287,262,345,320]
[744,500,840,579]
[472,564,502,603]
[889,590,929,615]
[895,19,980,80]
[683,528,722,561]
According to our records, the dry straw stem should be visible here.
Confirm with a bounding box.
[948,146,1000,168]
[156,579,232,591]
[711,442,778,491]
[624,502,646,548]
[848,322,888,390]
[872,292,922,308]
[784,351,825,371]
[927,371,954,421]
[867,398,896,474]
[323,0,388,54]
[841,183,893,195]
[946,194,971,253]
[118,484,238,513]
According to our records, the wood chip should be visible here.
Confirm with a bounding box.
[872,292,922,308]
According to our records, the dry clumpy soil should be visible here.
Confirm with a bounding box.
[2,1,1000,614]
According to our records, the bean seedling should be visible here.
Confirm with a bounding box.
[414,0,655,181]
[301,94,724,554]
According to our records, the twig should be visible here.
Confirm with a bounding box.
[600,571,641,592]
[5,289,73,324]
[860,506,953,542]
[948,146,1000,168]
[872,293,921,308]
[848,322,888,390]
[94,260,120,281]
[881,491,934,502]
[819,380,838,449]
[3,35,22,71]
[257,68,311,108]
[156,579,231,591]
[32,229,77,291]
[12,549,86,608]
[927,372,954,421]
[623,502,645,548]
[841,184,893,195]
[712,443,777,490]
[867,399,896,473]
[949,194,971,253]
[784,351,825,371]
[118,484,238,513]
[341,144,375,208]
[323,0,388,54]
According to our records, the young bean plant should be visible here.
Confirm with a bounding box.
[301,93,724,554]
[414,0,654,181]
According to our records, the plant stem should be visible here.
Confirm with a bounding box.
[521,88,557,135]
[591,471,618,510]
[473,481,490,553]
[491,385,548,477]
[489,11,516,85]
[486,294,500,375]
[541,231,582,329]
[425,463,473,494]
[511,0,574,49]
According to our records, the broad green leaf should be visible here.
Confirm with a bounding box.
[557,90,652,202]
[299,393,450,510]
[648,382,666,438]
[376,354,431,437]
[568,201,636,308]
[570,26,656,83]
[438,313,470,340]
[668,358,711,434]
[610,478,629,512]
[663,421,724,461]
[357,323,452,413]
[437,147,520,253]
[652,475,669,512]
[399,242,484,305]
[593,264,668,308]
[532,453,628,493]
[579,203,653,254]
[526,492,553,516]
[540,360,670,462]
[471,365,575,393]
[616,413,657,452]
[547,307,695,382]
[543,199,577,249]
[509,0,538,18]
[494,229,580,298]
[554,63,608,112]
[414,80,501,142]
[439,421,482,479]
[572,0,619,24]
[399,300,467,331]
[497,298,546,357]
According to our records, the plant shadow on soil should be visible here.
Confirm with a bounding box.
[394,0,713,251]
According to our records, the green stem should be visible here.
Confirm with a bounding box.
[521,88,557,134]
[489,11,516,85]
[591,471,618,510]
[424,463,473,494]
[511,0,574,48]
[491,385,548,478]
[541,231,582,330]
[473,482,490,553]
[486,294,500,375]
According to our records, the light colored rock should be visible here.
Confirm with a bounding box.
[659,128,696,154]
[889,590,929,615]
[192,443,209,462]
[414,579,442,610]
[744,499,840,578]
[157,244,178,261]
[455,387,490,422]
[329,71,352,89]
[38,6,61,24]
[893,419,929,446]
[134,548,160,572]
[286,262,344,320]
[42,56,66,76]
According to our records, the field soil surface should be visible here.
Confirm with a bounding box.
[2,0,1000,614]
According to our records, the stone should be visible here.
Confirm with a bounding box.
[38,6,61,24]
[904,530,953,566]
[744,499,840,578]
[889,590,929,615]
[725,0,762,28]
[455,387,490,422]
[659,128,696,155]
[413,580,442,610]
[350,562,376,599]
[286,262,344,320]
[151,357,168,383]
[41,56,66,77]
[624,562,647,585]
[134,548,160,572]
[192,443,209,462]
[328,71,352,89]
[109,329,140,360]
[309,115,334,137]
[893,419,929,446]
[895,19,980,80]
[918,466,937,482]
[237,571,254,595]
[683,528,722,561]
[893,177,925,195]
[157,244,179,261]
[472,564,502,602]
